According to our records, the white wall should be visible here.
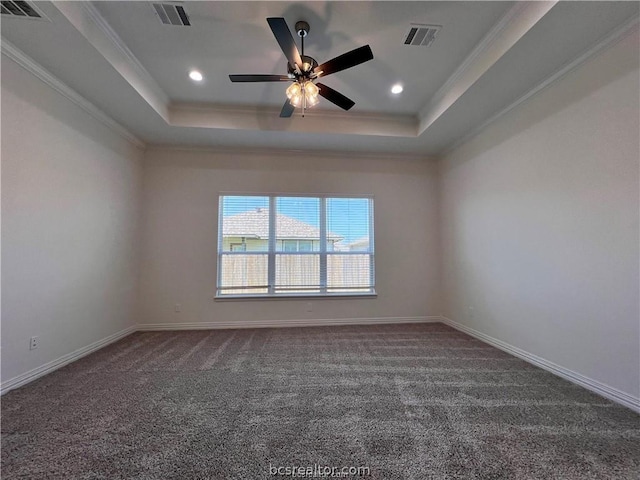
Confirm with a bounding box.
[1,57,143,384]
[439,30,639,400]
[138,149,439,327]
[3,20,637,413]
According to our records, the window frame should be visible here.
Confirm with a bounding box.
[216,193,375,299]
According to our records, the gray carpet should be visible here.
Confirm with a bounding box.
[2,323,639,479]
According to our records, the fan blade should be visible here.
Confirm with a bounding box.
[314,45,373,77]
[280,99,295,118]
[267,17,303,69]
[229,74,290,82]
[317,83,355,111]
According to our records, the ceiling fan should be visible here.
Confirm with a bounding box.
[229,17,374,118]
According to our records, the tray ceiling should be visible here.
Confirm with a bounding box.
[2,1,638,155]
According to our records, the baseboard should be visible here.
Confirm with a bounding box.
[0,325,137,395]
[137,316,441,331]
[439,316,640,413]
[0,317,438,393]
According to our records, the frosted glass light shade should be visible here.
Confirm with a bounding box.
[286,81,319,108]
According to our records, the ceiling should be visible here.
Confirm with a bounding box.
[1,1,638,156]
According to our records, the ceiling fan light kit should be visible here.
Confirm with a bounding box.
[286,81,319,108]
[229,17,374,118]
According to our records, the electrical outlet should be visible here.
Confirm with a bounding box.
[29,336,38,350]
[468,306,474,319]
[306,302,313,313]
[175,304,181,313]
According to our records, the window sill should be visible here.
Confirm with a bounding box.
[214,292,377,301]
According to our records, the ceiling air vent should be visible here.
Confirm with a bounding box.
[152,2,190,26]
[403,24,441,47]
[1,1,44,19]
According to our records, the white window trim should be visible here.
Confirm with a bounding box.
[216,193,375,299]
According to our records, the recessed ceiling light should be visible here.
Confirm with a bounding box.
[189,70,203,82]
[391,83,403,94]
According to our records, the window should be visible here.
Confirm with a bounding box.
[281,240,314,252]
[230,242,246,252]
[217,195,374,297]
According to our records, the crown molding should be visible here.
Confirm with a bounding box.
[145,144,434,163]
[421,2,527,120]
[52,1,170,122]
[1,38,145,149]
[170,101,417,124]
[81,2,160,95]
[169,103,417,138]
[439,16,640,157]
[417,1,558,135]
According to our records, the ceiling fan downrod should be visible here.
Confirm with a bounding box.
[295,20,309,55]
[295,20,312,116]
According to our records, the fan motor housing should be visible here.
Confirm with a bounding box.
[288,55,318,78]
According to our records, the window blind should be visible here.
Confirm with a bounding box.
[217,194,374,297]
